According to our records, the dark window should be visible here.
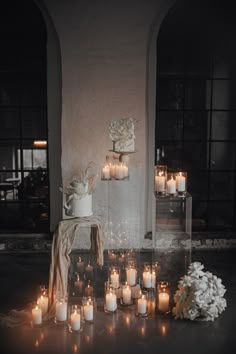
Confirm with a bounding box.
[0,0,49,233]
[156,0,236,232]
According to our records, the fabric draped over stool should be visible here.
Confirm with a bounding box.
[0,215,104,327]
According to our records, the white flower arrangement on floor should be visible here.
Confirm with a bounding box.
[172,262,227,321]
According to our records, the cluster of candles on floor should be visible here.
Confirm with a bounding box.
[154,165,187,196]
[31,258,171,332]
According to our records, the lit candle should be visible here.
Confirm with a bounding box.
[74,274,84,293]
[115,164,124,180]
[155,172,165,192]
[167,176,176,194]
[126,267,137,287]
[109,164,116,178]
[110,269,120,289]
[138,295,147,315]
[105,292,117,312]
[176,172,186,192]
[142,271,152,288]
[102,165,110,180]
[123,165,129,177]
[76,257,84,272]
[122,284,132,304]
[32,305,42,325]
[151,271,156,288]
[83,299,94,321]
[37,294,49,315]
[70,309,81,331]
[85,283,94,297]
[56,299,67,322]
[158,292,170,313]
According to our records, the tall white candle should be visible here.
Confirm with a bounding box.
[56,299,67,321]
[84,301,94,321]
[126,268,137,286]
[109,164,116,178]
[32,305,42,325]
[158,292,170,312]
[122,285,132,304]
[155,173,165,192]
[37,295,49,315]
[105,292,117,312]
[110,271,120,289]
[70,310,81,331]
[138,296,147,314]
[115,164,124,179]
[167,177,176,194]
[143,271,152,288]
[102,165,110,179]
[176,173,186,192]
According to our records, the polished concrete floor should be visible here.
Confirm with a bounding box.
[0,248,235,354]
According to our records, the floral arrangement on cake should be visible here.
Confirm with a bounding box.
[59,161,98,198]
[172,262,227,321]
[109,117,136,152]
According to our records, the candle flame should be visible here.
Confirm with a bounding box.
[161,325,167,336]
[158,171,163,176]
[35,339,39,348]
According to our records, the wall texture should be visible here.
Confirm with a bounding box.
[39,0,175,247]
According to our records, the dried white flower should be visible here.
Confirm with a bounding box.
[172,262,227,321]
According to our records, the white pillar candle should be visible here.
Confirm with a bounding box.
[123,165,129,177]
[126,268,137,287]
[115,164,124,179]
[176,173,186,192]
[158,292,170,312]
[143,271,152,288]
[32,305,42,325]
[102,165,110,179]
[109,164,116,178]
[105,292,117,312]
[110,271,120,289]
[151,272,156,288]
[70,310,81,331]
[56,299,67,321]
[138,296,147,314]
[37,295,49,315]
[84,301,94,321]
[122,285,132,304]
[167,177,176,194]
[155,174,165,192]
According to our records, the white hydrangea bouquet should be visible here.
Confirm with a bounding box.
[172,262,227,321]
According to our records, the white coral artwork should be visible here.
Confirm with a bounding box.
[109,117,136,152]
[172,262,227,321]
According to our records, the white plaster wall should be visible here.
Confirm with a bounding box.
[41,0,175,247]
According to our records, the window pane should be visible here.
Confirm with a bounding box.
[157,79,184,110]
[0,109,20,138]
[156,111,183,141]
[184,79,211,109]
[212,111,236,140]
[158,142,183,170]
[33,149,47,169]
[187,171,208,200]
[183,142,208,170]
[184,111,209,141]
[22,109,47,139]
[210,142,236,170]
[0,140,20,173]
[192,201,207,230]
[0,82,19,106]
[208,201,234,229]
[209,172,234,201]
[212,79,236,110]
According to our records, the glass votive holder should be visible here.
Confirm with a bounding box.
[76,256,85,273]
[101,164,111,180]
[120,282,133,306]
[31,302,42,327]
[157,281,170,314]
[126,258,137,287]
[142,263,156,290]
[109,266,121,290]
[55,296,68,325]
[166,173,177,195]
[154,165,167,195]
[37,288,49,316]
[68,305,83,333]
[104,282,117,313]
[74,273,85,295]
[85,261,94,282]
[175,171,187,195]
[82,296,95,323]
[136,290,148,317]
[84,280,94,297]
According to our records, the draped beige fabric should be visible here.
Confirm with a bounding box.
[0,216,104,327]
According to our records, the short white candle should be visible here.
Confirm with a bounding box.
[155,173,165,192]
[158,292,170,312]
[122,285,132,304]
[105,292,117,312]
[115,164,124,179]
[102,165,110,179]
[110,270,120,289]
[70,310,81,331]
[56,299,67,321]
[37,295,49,315]
[143,271,152,288]
[32,305,42,325]
[167,177,176,194]
[138,296,147,314]
[109,164,116,178]
[176,173,186,192]
[123,165,129,177]
[84,301,94,321]
[126,268,137,287]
